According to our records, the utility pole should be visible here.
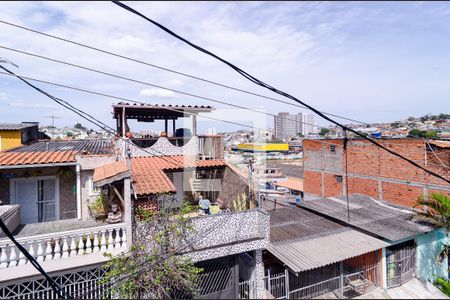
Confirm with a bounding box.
[44,115,62,139]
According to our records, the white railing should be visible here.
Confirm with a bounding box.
[0,223,126,270]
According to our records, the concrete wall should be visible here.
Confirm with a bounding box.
[416,229,448,282]
[303,139,450,207]
[0,130,21,151]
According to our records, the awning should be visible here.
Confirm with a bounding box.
[267,229,389,273]
[93,161,129,186]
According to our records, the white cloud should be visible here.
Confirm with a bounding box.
[139,88,176,98]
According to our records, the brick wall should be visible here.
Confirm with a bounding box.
[303,138,450,207]
[323,173,343,197]
[59,171,77,219]
[303,170,322,196]
[217,166,248,209]
[381,182,423,207]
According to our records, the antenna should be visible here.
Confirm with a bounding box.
[44,115,62,139]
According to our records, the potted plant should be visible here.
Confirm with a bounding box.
[89,192,108,220]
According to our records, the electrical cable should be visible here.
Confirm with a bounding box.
[0,45,324,131]
[0,19,369,126]
[111,0,450,185]
[0,71,305,135]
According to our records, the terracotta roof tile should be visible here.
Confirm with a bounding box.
[131,156,226,196]
[274,179,303,191]
[429,140,450,149]
[0,151,77,166]
[93,161,129,183]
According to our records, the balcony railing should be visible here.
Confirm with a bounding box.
[0,223,126,270]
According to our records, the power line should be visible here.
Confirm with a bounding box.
[0,19,369,126]
[0,45,325,132]
[111,0,450,185]
[0,71,277,134]
[3,70,449,171]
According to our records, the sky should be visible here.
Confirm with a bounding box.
[0,1,449,134]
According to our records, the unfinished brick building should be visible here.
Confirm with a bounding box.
[303,138,450,207]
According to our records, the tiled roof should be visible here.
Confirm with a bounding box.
[268,206,388,272]
[93,161,129,183]
[0,151,77,166]
[299,194,435,242]
[131,156,226,196]
[274,179,303,191]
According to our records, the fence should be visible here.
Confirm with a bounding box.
[0,265,109,299]
[239,279,256,299]
[240,263,379,299]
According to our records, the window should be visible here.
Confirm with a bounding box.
[88,176,100,196]
[330,145,336,153]
[336,175,343,183]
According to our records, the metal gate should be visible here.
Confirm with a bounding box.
[386,241,416,288]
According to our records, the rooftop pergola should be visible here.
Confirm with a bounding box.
[113,102,214,137]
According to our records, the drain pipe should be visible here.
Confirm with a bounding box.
[76,164,81,220]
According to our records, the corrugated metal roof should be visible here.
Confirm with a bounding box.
[9,139,113,154]
[267,206,388,273]
[299,195,435,242]
[0,123,37,130]
[268,229,389,273]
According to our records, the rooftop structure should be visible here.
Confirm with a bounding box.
[113,102,213,138]
[0,122,45,151]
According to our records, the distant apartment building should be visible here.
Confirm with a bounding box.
[302,113,317,135]
[302,138,450,207]
[274,112,303,140]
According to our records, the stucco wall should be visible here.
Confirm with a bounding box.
[416,228,448,282]
[0,130,22,151]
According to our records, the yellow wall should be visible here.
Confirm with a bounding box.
[237,143,289,152]
[0,130,22,151]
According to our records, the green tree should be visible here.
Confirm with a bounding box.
[409,129,438,138]
[103,201,202,298]
[66,131,73,137]
[414,193,450,233]
[319,128,330,136]
[74,122,87,130]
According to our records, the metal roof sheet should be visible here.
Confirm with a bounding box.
[299,195,435,242]
[267,206,389,273]
[268,229,389,273]
[9,139,113,154]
